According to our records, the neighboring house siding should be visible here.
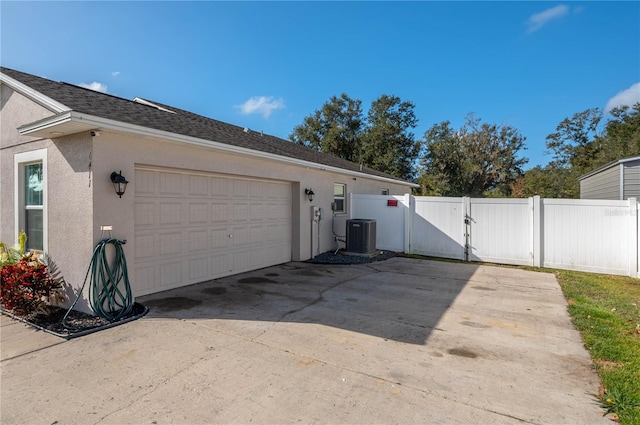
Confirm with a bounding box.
[580,165,621,199]
[623,161,640,199]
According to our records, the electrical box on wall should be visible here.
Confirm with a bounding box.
[311,206,323,222]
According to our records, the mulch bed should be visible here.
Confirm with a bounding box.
[1,303,148,339]
[306,250,397,264]
[3,252,395,337]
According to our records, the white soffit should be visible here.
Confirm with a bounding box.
[17,111,96,137]
[579,155,640,180]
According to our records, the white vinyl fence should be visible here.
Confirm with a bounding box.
[350,194,639,278]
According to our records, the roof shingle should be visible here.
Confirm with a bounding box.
[1,67,410,184]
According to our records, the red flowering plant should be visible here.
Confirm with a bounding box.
[0,251,64,316]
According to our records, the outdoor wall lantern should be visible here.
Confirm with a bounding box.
[110,171,129,198]
[305,188,315,202]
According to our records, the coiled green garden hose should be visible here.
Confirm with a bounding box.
[63,238,134,330]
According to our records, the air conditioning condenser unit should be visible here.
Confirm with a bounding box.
[346,219,376,254]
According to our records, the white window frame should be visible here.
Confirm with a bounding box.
[333,183,346,214]
[14,149,48,252]
[381,188,390,195]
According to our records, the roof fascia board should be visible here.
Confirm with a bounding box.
[0,72,68,113]
[17,111,76,133]
[619,155,640,164]
[19,111,417,187]
[579,155,640,181]
[579,162,617,180]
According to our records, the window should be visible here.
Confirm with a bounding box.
[381,188,390,195]
[333,183,346,213]
[15,149,47,252]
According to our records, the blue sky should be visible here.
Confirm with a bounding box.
[2,1,638,169]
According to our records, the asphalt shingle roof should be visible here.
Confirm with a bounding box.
[1,67,410,184]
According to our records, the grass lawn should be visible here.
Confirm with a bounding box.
[552,270,640,424]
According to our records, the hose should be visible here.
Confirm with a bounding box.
[63,238,134,330]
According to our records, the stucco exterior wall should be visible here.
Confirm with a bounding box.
[0,136,95,312]
[0,141,50,245]
[48,134,95,310]
[1,85,57,244]
[90,130,409,271]
[0,85,53,149]
[1,87,95,312]
[2,84,412,311]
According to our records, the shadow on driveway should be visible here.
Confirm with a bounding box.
[2,257,608,424]
[139,256,478,345]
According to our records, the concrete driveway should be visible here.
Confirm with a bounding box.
[1,257,607,424]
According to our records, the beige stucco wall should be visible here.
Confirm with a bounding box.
[1,86,96,312]
[48,134,95,310]
[0,85,53,149]
[2,84,411,312]
[90,130,410,268]
[1,85,56,245]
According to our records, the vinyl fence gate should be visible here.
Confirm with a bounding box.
[350,194,639,278]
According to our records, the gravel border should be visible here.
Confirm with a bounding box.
[3,251,395,336]
[306,250,397,264]
[1,302,148,339]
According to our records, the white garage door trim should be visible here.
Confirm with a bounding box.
[133,165,292,296]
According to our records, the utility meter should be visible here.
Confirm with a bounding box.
[312,206,323,222]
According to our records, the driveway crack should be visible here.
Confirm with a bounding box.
[91,345,224,425]
[249,268,380,342]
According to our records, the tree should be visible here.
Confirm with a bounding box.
[419,114,528,197]
[539,102,640,198]
[289,93,421,180]
[545,108,603,170]
[289,93,363,162]
[418,121,464,195]
[599,103,640,163]
[511,166,575,198]
[360,95,420,181]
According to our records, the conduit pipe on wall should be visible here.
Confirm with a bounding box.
[317,219,321,256]
[310,206,323,258]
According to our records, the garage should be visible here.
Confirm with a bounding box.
[132,166,292,295]
[2,67,416,311]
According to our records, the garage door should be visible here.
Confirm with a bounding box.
[133,166,292,296]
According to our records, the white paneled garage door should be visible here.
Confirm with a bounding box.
[133,166,292,296]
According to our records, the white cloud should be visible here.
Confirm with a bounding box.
[79,81,108,93]
[526,4,569,34]
[112,71,120,77]
[605,82,640,113]
[236,96,285,118]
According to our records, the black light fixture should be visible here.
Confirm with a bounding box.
[304,188,315,202]
[110,171,129,198]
